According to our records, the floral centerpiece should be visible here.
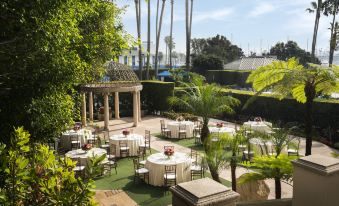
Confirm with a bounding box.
[216,122,224,128]
[177,116,185,122]
[164,147,174,159]
[82,143,92,152]
[254,117,262,123]
[73,124,81,131]
[122,129,130,137]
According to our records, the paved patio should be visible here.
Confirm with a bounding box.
[88,115,338,200]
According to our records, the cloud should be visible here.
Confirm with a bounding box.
[249,2,275,17]
[194,7,234,23]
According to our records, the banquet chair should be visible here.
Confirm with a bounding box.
[164,165,177,187]
[100,131,110,153]
[71,157,86,178]
[178,124,187,139]
[193,121,202,136]
[108,144,117,160]
[70,135,81,150]
[133,158,149,184]
[137,146,147,166]
[287,137,300,156]
[101,156,117,175]
[119,141,130,157]
[160,120,171,138]
[193,127,202,144]
[191,161,204,180]
[190,149,198,164]
[140,130,151,154]
[86,131,97,145]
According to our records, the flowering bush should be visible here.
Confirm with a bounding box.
[82,143,92,151]
[164,147,174,157]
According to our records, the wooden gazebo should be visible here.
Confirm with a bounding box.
[79,61,142,130]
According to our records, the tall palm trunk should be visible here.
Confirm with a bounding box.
[185,0,190,71]
[169,0,174,69]
[146,0,151,79]
[275,177,282,199]
[155,0,166,77]
[329,1,338,67]
[135,0,143,80]
[311,0,322,58]
[231,153,237,191]
[305,84,315,156]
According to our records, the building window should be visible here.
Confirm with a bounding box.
[132,56,136,66]
[124,56,128,65]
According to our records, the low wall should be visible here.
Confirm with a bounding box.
[236,199,292,206]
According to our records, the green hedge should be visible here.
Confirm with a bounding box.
[141,81,175,113]
[206,70,251,88]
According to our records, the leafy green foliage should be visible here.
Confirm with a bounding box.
[192,54,224,75]
[0,0,129,143]
[86,154,106,179]
[0,127,95,206]
[267,41,321,65]
[239,154,297,184]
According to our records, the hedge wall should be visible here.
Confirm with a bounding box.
[141,81,175,113]
[206,70,251,88]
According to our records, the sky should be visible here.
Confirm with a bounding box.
[115,0,332,57]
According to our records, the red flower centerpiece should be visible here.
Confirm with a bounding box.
[164,147,174,159]
[122,129,130,137]
[82,143,92,152]
[216,122,224,128]
[73,124,81,131]
[254,117,262,123]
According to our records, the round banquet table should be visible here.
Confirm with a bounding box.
[145,152,192,186]
[109,134,144,157]
[65,148,107,166]
[209,127,235,136]
[243,121,272,133]
[167,121,194,138]
[60,129,92,151]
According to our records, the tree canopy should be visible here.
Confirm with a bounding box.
[0,0,130,143]
[266,41,321,65]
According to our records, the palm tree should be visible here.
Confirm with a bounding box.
[306,0,323,58]
[169,77,239,182]
[169,0,174,69]
[154,0,166,77]
[134,0,142,79]
[146,0,151,79]
[185,0,193,71]
[247,58,339,156]
[326,0,339,66]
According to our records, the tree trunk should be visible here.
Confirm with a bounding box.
[275,177,281,199]
[209,163,221,183]
[185,0,190,71]
[135,0,142,80]
[231,154,237,191]
[169,0,174,69]
[329,2,338,67]
[305,98,313,156]
[200,118,209,143]
[154,0,160,77]
[146,0,151,79]
[155,0,166,77]
[311,0,322,58]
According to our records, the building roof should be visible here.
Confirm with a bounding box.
[224,56,277,70]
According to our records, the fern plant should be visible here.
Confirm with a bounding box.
[247,58,339,156]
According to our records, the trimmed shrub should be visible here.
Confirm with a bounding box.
[141,81,175,113]
[192,54,224,75]
[163,111,199,121]
[206,70,251,88]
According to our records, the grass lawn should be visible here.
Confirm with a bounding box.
[94,149,231,206]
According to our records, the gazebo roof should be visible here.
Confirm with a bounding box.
[79,61,142,93]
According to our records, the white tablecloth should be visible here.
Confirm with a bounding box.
[167,121,194,138]
[145,152,192,186]
[243,121,272,133]
[60,129,93,151]
[209,127,235,136]
[65,148,107,166]
[109,134,144,157]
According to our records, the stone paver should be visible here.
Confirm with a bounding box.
[88,115,338,200]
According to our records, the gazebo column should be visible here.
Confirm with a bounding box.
[114,92,120,119]
[81,92,87,127]
[104,93,109,130]
[88,92,94,122]
[137,91,142,122]
[133,91,139,127]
